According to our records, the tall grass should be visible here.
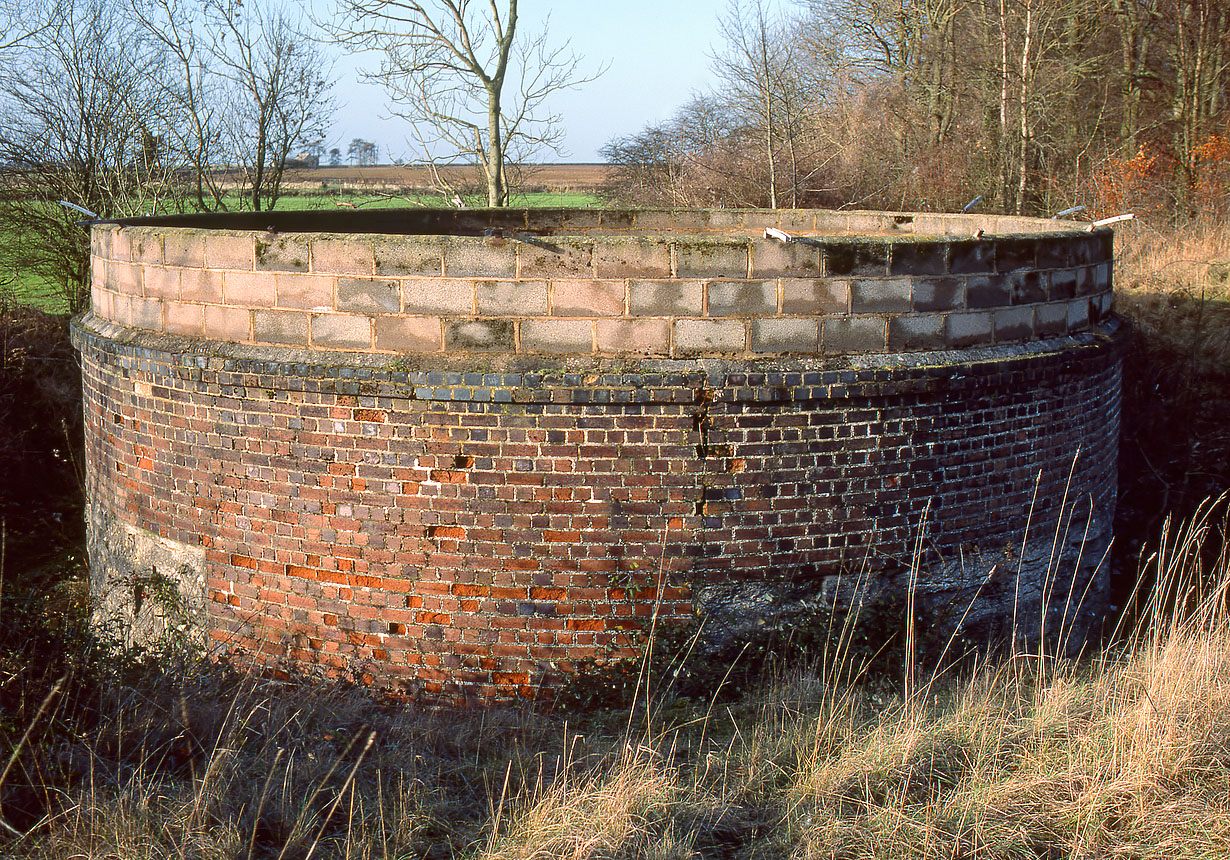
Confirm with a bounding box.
[2,503,1229,859]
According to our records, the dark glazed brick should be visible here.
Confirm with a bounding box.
[913,277,963,312]
[824,242,889,277]
[888,315,946,351]
[850,278,912,313]
[949,240,995,274]
[1050,270,1078,300]
[965,275,1011,309]
[1009,271,1047,304]
[889,241,947,276]
[996,238,1038,272]
[445,319,515,351]
[823,317,885,353]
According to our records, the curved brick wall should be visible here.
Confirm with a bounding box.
[75,208,1121,703]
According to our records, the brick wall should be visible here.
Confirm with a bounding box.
[76,309,1121,703]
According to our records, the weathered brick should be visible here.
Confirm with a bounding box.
[520,319,593,354]
[551,280,625,316]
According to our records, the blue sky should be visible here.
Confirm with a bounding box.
[326,1,724,163]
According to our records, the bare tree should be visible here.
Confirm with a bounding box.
[0,0,171,311]
[325,0,600,207]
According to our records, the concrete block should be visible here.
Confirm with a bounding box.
[205,233,255,270]
[130,233,163,265]
[517,240,594,278]
[1067,298,1090,331]
[707,280,777,315]
[889,241,947,276]
[204,305,252,342]
[945,312,993,347]
[1035,302,1068,337]
[888,314,946,351]
[445,319,515,351]
[595,319,671,355]
[164,301,204,337]
[778,210,818,233]
[375,316,442,352]
[338,278,400,313]
[823,317,885,353]
[256,235,311,272]
[675,319,746,354]
[373,237,444,277]
[781,278,849,314]
[112,262,143,296]
[965,275,1012,309]
[1050,269,1078,300]
[824,242,889,277]
[143,266,180,300]
[551,279,625,316]
[442,238,516,278]
[948,239,995,274]
[402,278,474,315]
[993,307,1035,342]
[312,313,373,350]
[520,319,593,354]
[179,267,223,302]
[163,232,205,268]
[912,277,963,312]
[850,278,912,313]
[750,239,821,277]
[675,241,750,278]
[225,271,277,307]
[629,279,703,316]
[253,310,309,345]
[131,297,162,330]
[592,238,672,278]
[995,237,1038,272]
[275,275,334,311]
[1094,263,1112,291]
[477,280,548,315]
[1009,271,1047,304]
[749,318,819,353]
[311,238,375,276]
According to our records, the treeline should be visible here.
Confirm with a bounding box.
[0,0,333,311]
[603,0,1230,221]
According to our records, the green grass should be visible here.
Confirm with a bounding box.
[255,189,603,210]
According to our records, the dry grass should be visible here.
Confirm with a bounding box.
[3,504,1230,859]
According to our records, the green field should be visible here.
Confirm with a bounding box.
[1,190,605,314]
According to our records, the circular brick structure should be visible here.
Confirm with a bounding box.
[74,208,1121,703]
